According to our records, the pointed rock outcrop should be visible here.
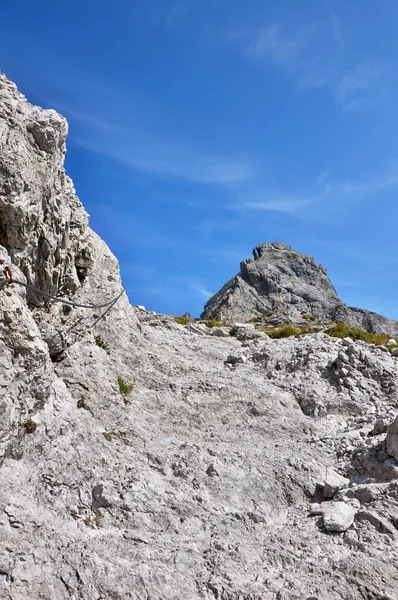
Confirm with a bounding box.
[202,241,398,335]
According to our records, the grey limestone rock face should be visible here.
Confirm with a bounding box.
[386,415,398,461]
[1,75,398,600]
[202,241,398,336]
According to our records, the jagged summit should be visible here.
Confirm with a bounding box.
[202,241,342,323]
[252,241,296,256]
[202,241,398,335]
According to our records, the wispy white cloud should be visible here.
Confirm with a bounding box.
[245,22,312,69]
[298,72,332,92]
[234,194,312,215]
[36,62,254,188]
[239,21,334,92]
[238,16,393,114]
[337,61,392,111]
[190,282,214,299]
[230,166,398,216]
[324,167,398,197]
[323,0,344,46]
[67,107,253,186]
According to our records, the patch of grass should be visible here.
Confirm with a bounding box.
[149,322,161,327]
[324,322,389,345]
[173,316,191,325]
[117,375,134,396]
[385,343,398,353]
[24,419,37,434]
[95,335,110,354]
[248,316,264,324]
[301,313,316,321]
[201,319,225,328]
[103,432,112,442]
[268,325,300,339]
[70,511,78,520]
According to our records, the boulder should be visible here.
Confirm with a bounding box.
[386,416,398,460]
[371,418,389,436]
[211,327,230,338]
[323,470,350,499]
[225,354,247,365]
[323,502,356,532]
[230,324,261,341]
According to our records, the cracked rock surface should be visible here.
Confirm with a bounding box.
[1,75,398,600]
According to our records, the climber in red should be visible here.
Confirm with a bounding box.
[0,257,13,285]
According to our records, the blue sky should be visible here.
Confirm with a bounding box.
[2,1,398,318]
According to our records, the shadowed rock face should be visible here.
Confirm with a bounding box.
[202,241,398,335]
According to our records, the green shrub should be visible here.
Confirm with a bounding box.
[248,316,264,323]
[117,375,134,396]
[324,322,389,345]
[201,319,225,328]
[385,343,398,353]
[173,316,191,325]
[301,313,316,321]
[103,432,112,442]
[24,419,37,433]
[268,325,299,339]
[95,335,110,353]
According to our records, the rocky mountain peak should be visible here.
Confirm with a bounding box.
[203,241,342,323]
[203,242,398,336]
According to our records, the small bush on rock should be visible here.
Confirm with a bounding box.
[301,313,316,321]
[117,375,134,396]
[24,419,37,433]
[324,322,388,345]
[248,316,264,323]
[173,316,191,325]
[201,319,225,328]
[95,335,110,354]
[385,343,398,353]
[103,432,112,442]
[268,325,299,339]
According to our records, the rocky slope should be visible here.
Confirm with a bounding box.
[1,75,398,600]
[202,241,398,336]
